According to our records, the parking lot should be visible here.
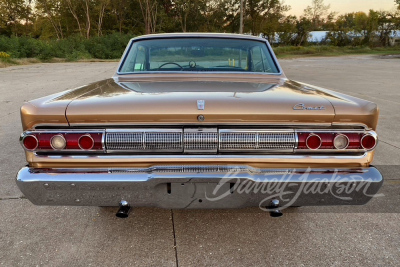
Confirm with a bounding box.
[0,56,399,266]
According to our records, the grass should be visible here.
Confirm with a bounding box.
[273,46,400,59]
[0,57,119,68]
[0,57,41,68]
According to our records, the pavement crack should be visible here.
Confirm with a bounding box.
[380,140,400,150]
[171,209,179,267]
[0,196,26,201]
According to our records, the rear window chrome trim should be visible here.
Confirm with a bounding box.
[116,36,283,76]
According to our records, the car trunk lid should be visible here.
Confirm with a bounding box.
[64,78,335,126]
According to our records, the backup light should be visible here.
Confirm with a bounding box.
[334,134,349,150]
[50,135,66,150]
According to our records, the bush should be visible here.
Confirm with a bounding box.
[0,51,10,58]
[0,33,134,60]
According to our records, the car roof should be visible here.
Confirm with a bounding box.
[131,33,266,42]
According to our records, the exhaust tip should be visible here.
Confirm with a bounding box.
[116,200,131,219]
[269,210,283,218]
[268,199,283,218]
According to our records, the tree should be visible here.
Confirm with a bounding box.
[138,0,158,34]
[35,0,64,39]
[173,0,206,32]
[277,15,297,45]
[0,0,32,36]
[294,17,313,46]
[396,0,400,9]
[245,0,290,35]
[96,0,110,36]
[375,10,399,46]
[64,0,83,36]
[304,0,331,30]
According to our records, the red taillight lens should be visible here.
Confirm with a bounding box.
[21,131,103,151]
[306,134,322,150]
[361,134,377,150]
[23,135,38,150]
[78,135,95,150]
[296,131,377,151]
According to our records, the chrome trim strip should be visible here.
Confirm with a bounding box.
[37,153,369,160]
[101,132,106,152]
[116,35,284,76]
[295,129,371,134]
[106,128,183,133]
[331,123,370,130]
[67,122,334,127]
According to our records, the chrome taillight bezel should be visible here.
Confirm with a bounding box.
[78,134,95,150]
[361,133,378,151]
[21,135,39,151]
[305,133,322,150]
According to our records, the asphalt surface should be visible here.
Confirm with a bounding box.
[0,56,399,266]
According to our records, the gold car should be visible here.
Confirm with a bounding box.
[17,33,382,217]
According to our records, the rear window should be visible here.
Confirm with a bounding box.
[119,38,279,74]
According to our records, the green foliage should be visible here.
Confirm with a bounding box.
[0,34,133,60]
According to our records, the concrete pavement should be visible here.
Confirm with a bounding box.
[0,57,399,266]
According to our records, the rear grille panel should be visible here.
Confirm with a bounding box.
[145,132,182,151]
[184,128,218,153]
[106,130,183,152]
[219,131,295,151]
[105,129,295,154]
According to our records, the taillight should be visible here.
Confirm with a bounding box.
[78,135,94,150]
[21,131,104,152]
[306,134,322,150]
[296,131,377,151]
[22,135,38,151]
[361,134,377,150]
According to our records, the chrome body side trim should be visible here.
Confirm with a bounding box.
[34,153,370,161]
[16,166,383,208]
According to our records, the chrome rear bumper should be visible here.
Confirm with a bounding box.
[16,166,383,209]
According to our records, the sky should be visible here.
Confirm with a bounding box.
[284,0,398,17]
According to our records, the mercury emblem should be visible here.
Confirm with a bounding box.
[197,100,205,110]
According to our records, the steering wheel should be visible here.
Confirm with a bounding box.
[158,62,183,70]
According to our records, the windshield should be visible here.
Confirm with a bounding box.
[119,38,279,74]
